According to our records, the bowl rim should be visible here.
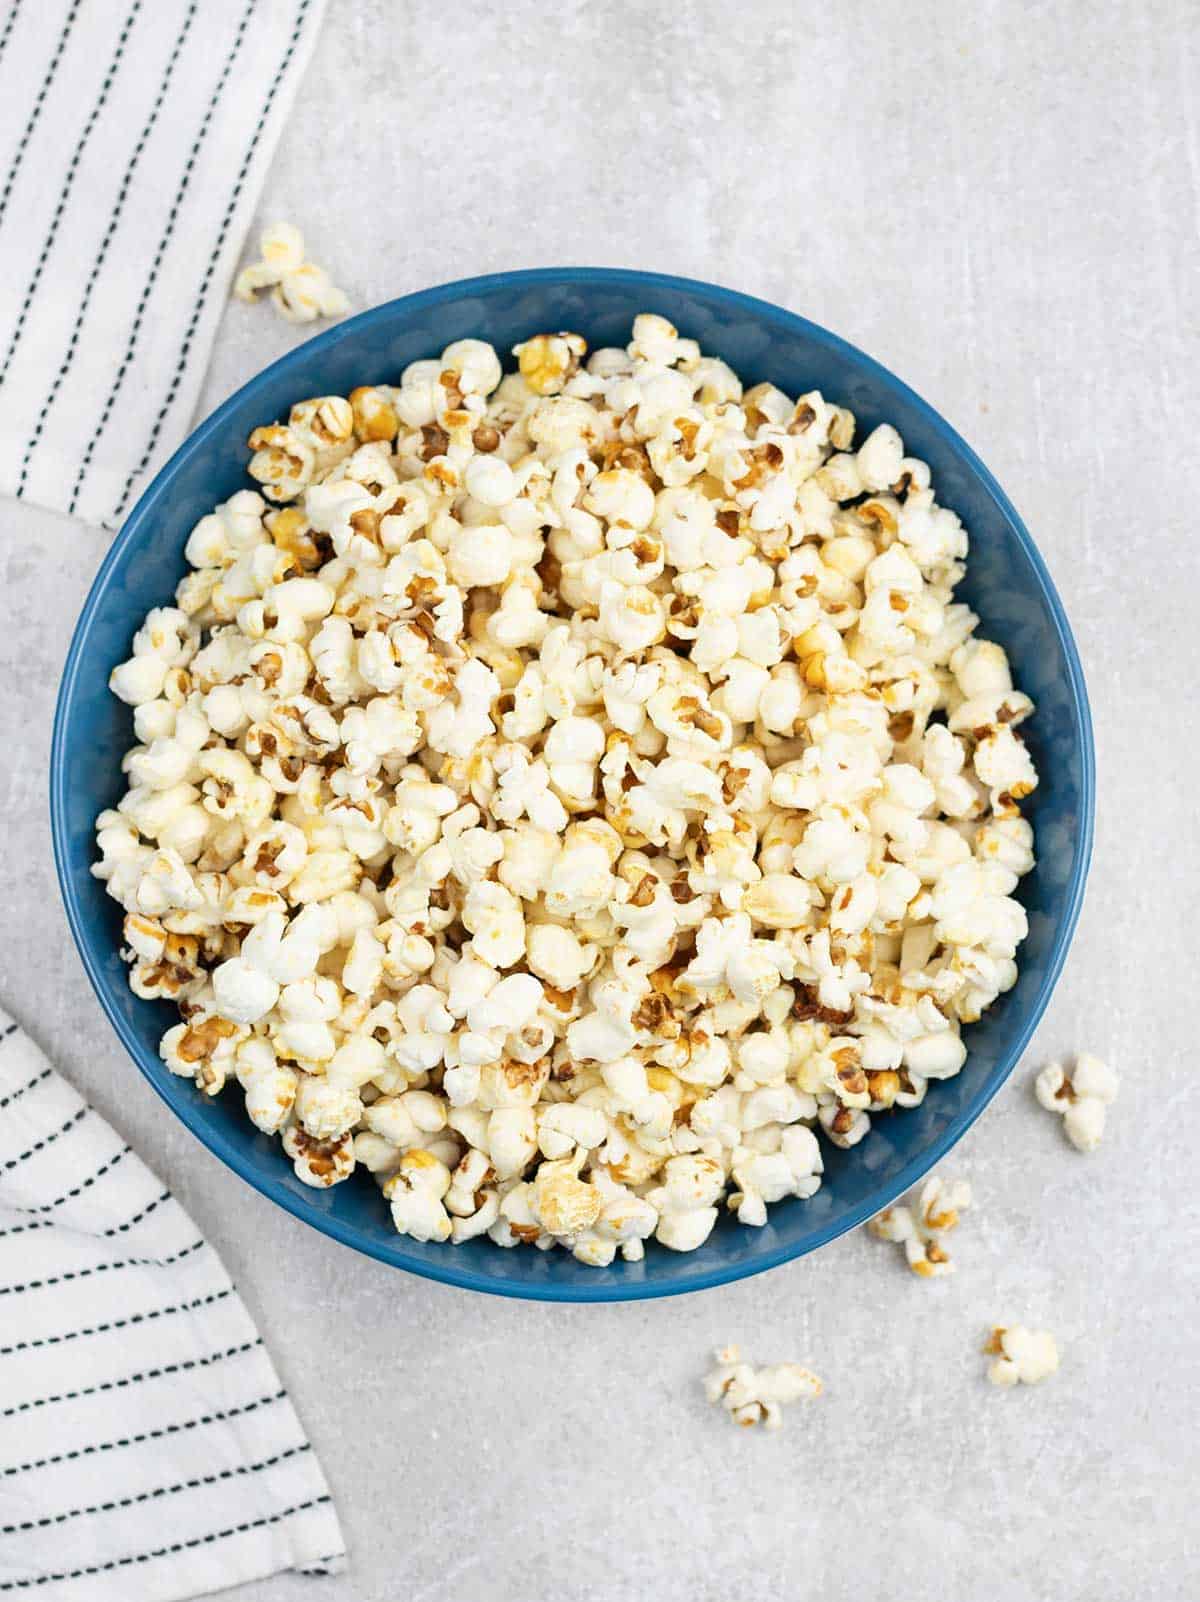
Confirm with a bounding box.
[51,265,1095,1302]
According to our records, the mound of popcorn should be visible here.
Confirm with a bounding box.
[94,312,1039,1265]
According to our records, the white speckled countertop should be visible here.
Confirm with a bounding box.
[3,2,1198,1597]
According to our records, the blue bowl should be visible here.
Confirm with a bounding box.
[51,268,1094,1302]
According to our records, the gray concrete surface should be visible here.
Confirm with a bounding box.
[3,1,1198,1598]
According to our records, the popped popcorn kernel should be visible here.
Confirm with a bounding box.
[985,1325,1060,1388]
[868,1172,972,1277]
[515,331,587,395]
[96,312,1040,1263]
[1035,1053,1117,1151]
[235,222,349,324]
[704,1345,823,1430]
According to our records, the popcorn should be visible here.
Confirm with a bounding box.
[487,1107,538,1178]
[729,1125,823,1226]
[868,1173,972,1276]
[97,313,1040,1263]
[234,222,349,324]
[235,1038,298,1134]
[704,1346,823,1429]
[1035,1053,1118,1151]
[515,331,587,395]
[646,1155,724,1252]
[462,881,525,969]
[211,956,279,1026]
[384,1150,453,1241]
[985,1325,1060,1388]
[526,923,595,991]
[282,1125,354,1187]
[537,1102,608,1160]
[425,658,499,758]
[533,1154,603,1236]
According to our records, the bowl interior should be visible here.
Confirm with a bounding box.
[52,269,1093,1300]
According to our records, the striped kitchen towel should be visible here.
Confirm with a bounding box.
[0,1005,346,1598]
[0,0,329,531]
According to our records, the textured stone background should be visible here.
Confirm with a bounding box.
[2,1,1197,1597]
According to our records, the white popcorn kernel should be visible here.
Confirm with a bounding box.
[245,221,303,277]
[466,971,544,1035]
[645,1155,723,1252]
[445,1147,492,1216]
[132,700,178,745]
[447,523,515,588]
[584,468,656,531]
[295,1073,362,1141]
[818,1102,871,1148]
[566,976,641,1065]
[464,453,517,507]
[461,881,525,969]
[598,582,666,655]
[235,223,348,323]
[442,338,503,398]
[537,1103,608,1161]
[133,848,202,916]
[1062,1097,1107,1152]
[110,652,168,706]
[287,849,360,904]
[425,657,499,758]
[903,1030,967,1081]
[487,1107,538,1179]
[985,1325,1059,1388]
[868,1173,971,1277]
[123,911,167,963]
[384,1150,453,1241]
[282,1125,354,1187]
[354,1132,404,1175]
[1072,1052,1118,1103]
[975,815,1035,875]
[972,726,1038,810]
[516,331,587,396]
[211,957,279,1025]
[131,607,198,667]
[1034,1059,1069,1112]
[629,312,689,365]
[236,1038,297,1134]
[704,1347,823,1429]
[655,1208,719,1253]
[543,714,605,804]
[855,424,904,491]
[951,638,1012,697]
[185,489,265,567]
[450,1188,500,1244]
[1035,1053,1117,1152]
[544,837,616,921]
[533,1155,603,1236]
[325,1036,388,1092]
[948,689,1035,738]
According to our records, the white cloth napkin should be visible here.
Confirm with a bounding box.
[0,0,328,531]
[0,1006,346,1599]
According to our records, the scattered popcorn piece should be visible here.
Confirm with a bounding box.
[234,221,349,324]
[868,1172,972,1277]
[1035,1053,1118,1151]
[704,1345,823,1429]
[96,313,1041,1263]
[985,1325,1060,1388]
